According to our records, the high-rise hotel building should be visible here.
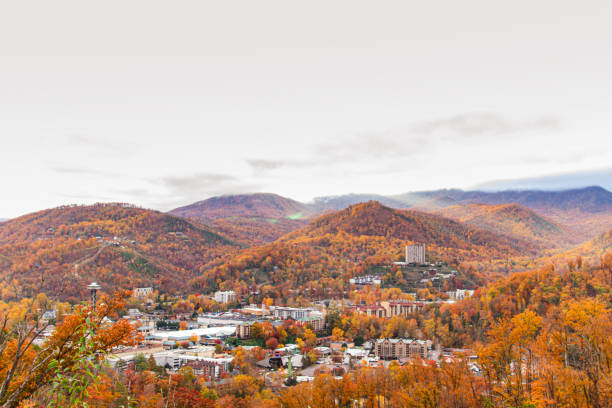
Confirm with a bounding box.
[405,243,426,264]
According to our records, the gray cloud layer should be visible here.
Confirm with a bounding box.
[412,113,561,138]
[475,167,612,191]
[143,172,262,209]
[248,112,562,174]
[50,166,116,177]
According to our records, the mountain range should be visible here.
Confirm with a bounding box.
[168,186,612,243]
[474,168,612,191]
[190,201,536,296]
[1,186,611,300]
[400,185,612,213]
[172,186,612,218]
[434,203,575,248]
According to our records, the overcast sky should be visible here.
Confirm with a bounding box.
[1,0,611,218]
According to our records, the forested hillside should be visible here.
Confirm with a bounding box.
[206,217,306,246]
[0,203,239,301]
[170,193,312,245]
[288,256,612,408]
[434,254,612,347]
[436,203,576,248]
[192,202,536,298]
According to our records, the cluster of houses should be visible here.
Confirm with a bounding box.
[253,337,436,380]
[113,290,446,382]
[233,304,327,338]
[104,293,330,381]
[108,334,439,384]
[349,275,383,286]
[110,345,235,380]
[35,279,480,388]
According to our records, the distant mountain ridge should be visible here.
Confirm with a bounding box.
[474,168,612,191]
[171,186,612,218]
[311,194,408,212]
[169,193,313,246]
[435,203,577,248]
[405,186,612,238]
[402,186,612,213]
[169,186,612,243]
[169,193,311,220]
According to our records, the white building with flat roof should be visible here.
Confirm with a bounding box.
[269,306,308,320]
[150,326,236,342]
[214,290,237,304]
[349,275,382,286]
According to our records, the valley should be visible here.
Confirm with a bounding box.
[2,186,611,408]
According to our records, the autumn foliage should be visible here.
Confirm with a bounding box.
[0,291,136,407]
[192,202,536,299]
[0,204,239,300]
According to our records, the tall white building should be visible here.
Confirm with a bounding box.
[214,290,237,304]
[405,244,426,264]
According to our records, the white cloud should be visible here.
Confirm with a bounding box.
[0,1,611,217]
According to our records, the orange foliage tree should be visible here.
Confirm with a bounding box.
[0,291,136,407]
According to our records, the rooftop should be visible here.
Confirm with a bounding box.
[150,326,236,341]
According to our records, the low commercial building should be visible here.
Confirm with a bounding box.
[349,275,382,286]
[134,287,153,299]
[240,305,266,316]
[296,312,326,332]
[151,351,232,379]
[256,355,303,370]
[149,326,237,343]
[183,346,216,358]
[269,306,313,320]
[137,325,155,337]
[153,352,182,369]
[445,289,475,301]
[353,301,424,318]
[198,312,257,327]
[314,346,332,356]
[374,338,432,360]
[353,304,385,318]
[380,300,425,317]
[343,348,368,364]
[182,356,233,379]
